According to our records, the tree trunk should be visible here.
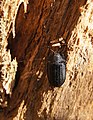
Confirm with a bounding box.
[1,0,93,120]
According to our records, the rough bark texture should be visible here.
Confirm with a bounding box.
[1,0,93,120]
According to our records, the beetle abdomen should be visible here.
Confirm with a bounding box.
[47,53,66,87]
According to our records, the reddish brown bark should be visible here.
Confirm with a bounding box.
[2,0,89,120]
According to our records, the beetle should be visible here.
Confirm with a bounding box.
[47,51,66,87]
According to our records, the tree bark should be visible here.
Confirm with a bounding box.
[1,0,93,120]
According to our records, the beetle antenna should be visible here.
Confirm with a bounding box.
[48,46,56,54]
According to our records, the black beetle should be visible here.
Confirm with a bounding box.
[47,52,66,87]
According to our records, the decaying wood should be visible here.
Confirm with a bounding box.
[1,0,93,120]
